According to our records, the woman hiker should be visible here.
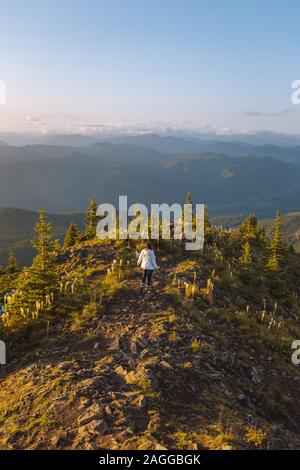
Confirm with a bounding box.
[137,242,158,289]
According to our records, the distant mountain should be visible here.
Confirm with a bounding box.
[91,142,166,162]
[44,133,100,147]
[2,137,300,167]
[189,131,300,147]
[0,132,100,147]
[0,207,84,266]
[0,144,299,216]
[0,138,300,217]
[104,133,300,163]
[3,130,300,147]
[105,133,204,154]
[105,133,256,156]
[0,144,76,165]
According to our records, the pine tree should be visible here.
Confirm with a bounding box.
[11,210,59,315]
[64,222,80,247]
[185,191,194,220]
[239,241,252,266]
[240,213,258,239]
[203,204,212,244]
[85,197,98,239]
[186,192,192,205]
[6,249,18,273]
[266,211,285,272]
[266,252,280,272]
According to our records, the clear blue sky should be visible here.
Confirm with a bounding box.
[1,0,300,134]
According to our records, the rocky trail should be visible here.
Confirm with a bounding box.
[0,265,188,450]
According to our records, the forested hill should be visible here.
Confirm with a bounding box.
[0,211,300,449]
[2,207,300,269]
[0,208,84,267]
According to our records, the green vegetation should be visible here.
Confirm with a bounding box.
[0,204,300,450]
[64,222,81,248]
[6,249,18,274]
[85,197,98,239]
[266,211,285,272]
[0,207,85,267]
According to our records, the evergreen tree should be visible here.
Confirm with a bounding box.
[64,222,80,247]
[6,249,18,273]
[186,191,192,205]
[239,241,252,266]
[85,197,98,238]
[185,194,212,242]
[11,210,59,315]
[240,213,258,239]
[203,204,212,243]
[266,211,285,272]
[266,252,280,272]
[185,191,194,219]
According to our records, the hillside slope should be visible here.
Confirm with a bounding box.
[1,233,300,450]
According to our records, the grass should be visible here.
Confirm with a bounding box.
[171,260,199,274]
[0,365,74,449]
[244,426,267,448]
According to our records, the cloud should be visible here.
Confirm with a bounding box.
[67,121,172,136]
[25,115,48,133]
[21,116,251,137]
[240,109,295,117]
[66,120,241,137]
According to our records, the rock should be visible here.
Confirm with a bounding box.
[160,360,173,370]
[143,368,158,389]
[77,377,101,390]
[114,365,128,376]
[130,340,138,355]
[147,413,161,432]
[85,418,108,435]
[78,403,103,426]
[251,367,262,384]
[109,338,120,351]
[104,404,113,416]
[136,395,147,409]
[140,348,150,359]
[79,398,92,409]
[155,444,168,450]
[50,430,70,447]
[137,338,148,349]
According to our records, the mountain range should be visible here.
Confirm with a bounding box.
[1,133,300,217]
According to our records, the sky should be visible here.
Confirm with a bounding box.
[1,0,300,135]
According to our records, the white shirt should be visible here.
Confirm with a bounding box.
[137,248,158,270]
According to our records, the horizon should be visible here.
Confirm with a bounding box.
[1,0,300,135]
